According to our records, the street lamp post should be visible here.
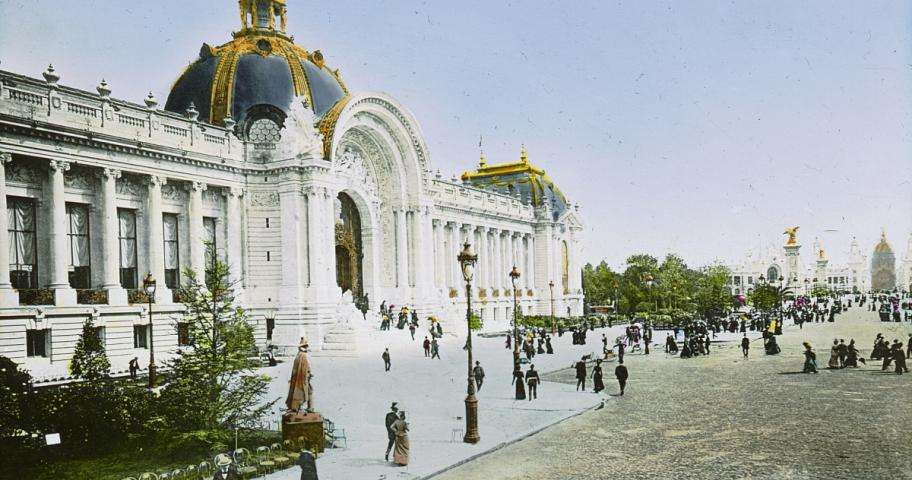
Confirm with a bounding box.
[548,280,555,335]
[645,274,657,312]
[804,278,810,296]
[511,267,526,400]
[457,242,480,444]
[143,273,157,389]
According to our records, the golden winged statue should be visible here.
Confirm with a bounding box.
[783,226,799,246]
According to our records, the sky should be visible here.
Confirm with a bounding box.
[0,0,910,270]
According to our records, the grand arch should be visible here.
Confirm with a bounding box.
[326,93,431,294]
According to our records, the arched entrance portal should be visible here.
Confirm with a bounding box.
[335,192,363,296]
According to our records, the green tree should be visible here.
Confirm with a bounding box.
[69,317,111,381]
[0,355,31,438]
[749,284,794,314]
[157,261,275,446]
[693,264,732,319]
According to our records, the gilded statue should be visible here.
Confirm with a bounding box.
[818,248,825,260]
[783,226,799,246]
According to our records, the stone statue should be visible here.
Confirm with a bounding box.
[277,96,324,159]
[818,248,826,260]
[783,226,799,246]
[285,338,314,413]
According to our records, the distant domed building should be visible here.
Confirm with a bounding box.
[871,232,896,291]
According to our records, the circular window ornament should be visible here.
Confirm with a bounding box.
[256,39,272,55]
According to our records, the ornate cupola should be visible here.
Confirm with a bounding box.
[165,0,349,137]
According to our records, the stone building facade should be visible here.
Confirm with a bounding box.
[0,1,584,380]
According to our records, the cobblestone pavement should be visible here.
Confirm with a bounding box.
[431,308,912,480]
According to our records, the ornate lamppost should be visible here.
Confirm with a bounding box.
[548,280,555,334]
[804,278,810,296]
[143,273,157,389]
[510,267,526,400]
[457,242,480,444]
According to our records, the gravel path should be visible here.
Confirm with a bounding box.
[431,307,912,480]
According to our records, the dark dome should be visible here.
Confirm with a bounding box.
[461,147,569,220]
[165,30,348,128]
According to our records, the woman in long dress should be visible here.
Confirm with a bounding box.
[827,339,841,369]
[592,359,605,393]
[391,411,410,466]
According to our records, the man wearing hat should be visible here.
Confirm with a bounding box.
[384,402,399,461]
[212,454,238,479]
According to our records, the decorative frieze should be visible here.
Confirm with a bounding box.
[248,191,279,207]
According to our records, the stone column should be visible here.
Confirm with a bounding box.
[476,226,488,293]
[433,219,444,287]
[305,187,319,286]
[322,187,337,294]
[146,175,172,303]
[525,234,535,291]
[47,160,76,306]
[395,208,408,289]
[279,186,305,302]
[0,153,17,306]
[187,181,206,276]
[101,168,127,305]
[223,187,245,290]
[445,221,458,291]
[490,229,502,291]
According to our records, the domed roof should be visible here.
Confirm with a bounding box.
[874,231,894,255]
[164,0,348,128]
[461,146,569,220]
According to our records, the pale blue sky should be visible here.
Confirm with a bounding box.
[1,0,910,269]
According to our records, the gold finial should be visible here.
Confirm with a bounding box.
[520,144,529,163]
[783,226,799,246]
[479,151,487,167]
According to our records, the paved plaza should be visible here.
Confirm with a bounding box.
[432,307,912,480]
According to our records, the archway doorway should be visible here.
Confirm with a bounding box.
[335,192,363,296]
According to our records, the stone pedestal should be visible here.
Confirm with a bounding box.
[282,412,324,454]
[783,244,802,287]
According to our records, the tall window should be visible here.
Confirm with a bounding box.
[118,209,138,289]
[8,197,37,289]
[203,217,218,268]
[163,214,180,289]
[66,203,91,289]
[133,324,149,349]
[26,329,48,357]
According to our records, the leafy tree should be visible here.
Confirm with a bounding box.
[749,284,793,314]
[693,264,732,319]
[69,318,111,381]
[157,261,275,447]
[0,356,31,438]
[809,285,830,298]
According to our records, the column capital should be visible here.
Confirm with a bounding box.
[48,160,70,173]
[474,225,488,233]
[446,220,459,228]
[187,181,207,192]
[222,186,245,198]
[0,152,12,165]
[147,175,167,187]
[101,168,122,180]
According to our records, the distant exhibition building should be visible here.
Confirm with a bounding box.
[871,232,896,291]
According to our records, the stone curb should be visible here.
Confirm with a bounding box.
[420,395,602,479]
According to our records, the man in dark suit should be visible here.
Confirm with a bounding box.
[384,402,399,461]
[615,359,629,395]
[296,449,319,480]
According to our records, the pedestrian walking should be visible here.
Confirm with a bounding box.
[575,357,587,391]
[893,342,909,374]
[741,334,750,358]
[431,337,440,359]
[615,359,628,395]
[423,336,430,357]
[295,449,319,480]
[525,364,540,400]
[384,402,398,461]
[802,342,818,373]
[382,348,391,372]
[390,411,410,466]
[409,323,416,340]
[616,339,625,363]
[473,361,485,391]
[129,357,139,380]
[592,359,605,393]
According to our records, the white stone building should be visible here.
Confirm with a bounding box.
[0,1,584,380]
[727,233,869,296]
